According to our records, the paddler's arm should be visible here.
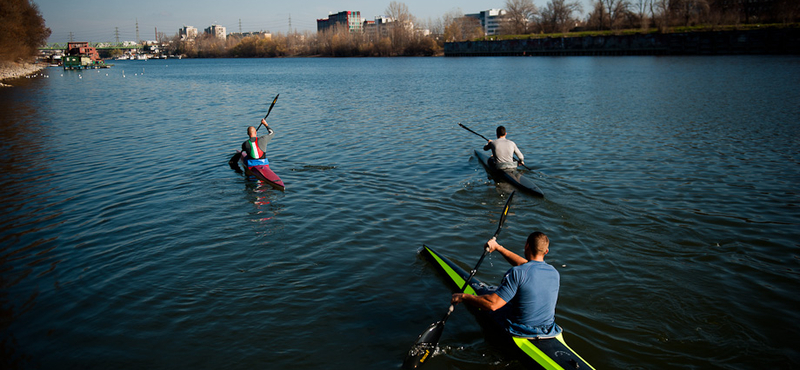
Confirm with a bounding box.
[514,144,524,165]
[260,119,274,136]
[487,238,528,266]
[483,140,493,151]
[452,292,507,311]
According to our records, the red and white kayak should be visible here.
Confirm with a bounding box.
[238,154,285,191]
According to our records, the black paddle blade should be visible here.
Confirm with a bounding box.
[228,152,242,173]
[402,321,445,369]
[264,94,279,120]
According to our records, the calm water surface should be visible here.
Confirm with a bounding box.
[1,56,799,369]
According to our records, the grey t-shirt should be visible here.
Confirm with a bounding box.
[485,137,523,169]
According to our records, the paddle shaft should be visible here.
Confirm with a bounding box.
[458,122,491,142]
[439,190,514,321]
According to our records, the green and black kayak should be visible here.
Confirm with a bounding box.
[474,149,544,197]
[420,244,595,370]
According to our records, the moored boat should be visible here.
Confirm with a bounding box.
[474,149,544,197]
[419,244,595,370]
[237,154,285,191]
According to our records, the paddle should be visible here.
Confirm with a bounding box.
[457,122,534,171]
[257,94,280,132]
[402,191,516,369]
[229,94,280,169]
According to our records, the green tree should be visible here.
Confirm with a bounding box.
[0,0,51,61]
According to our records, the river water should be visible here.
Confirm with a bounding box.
[1,56,798,369]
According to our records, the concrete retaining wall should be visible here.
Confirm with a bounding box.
[444,28,800,56]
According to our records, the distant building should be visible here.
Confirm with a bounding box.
[179,26,198,41]
[65,42,101,61]
[317,11,363,33]
[204,24,226,39]
[465,9,506,36]
[229,31,272,40]
[363,16,395,38]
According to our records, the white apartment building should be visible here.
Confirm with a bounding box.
[179,26,198,40]
[204,24,227,39]
[465,9,507,36]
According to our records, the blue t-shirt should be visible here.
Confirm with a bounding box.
[494,261,560,337]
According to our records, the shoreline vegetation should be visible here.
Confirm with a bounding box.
[147,23,800,59]
[1,0,50,86]
[123,0,800,58]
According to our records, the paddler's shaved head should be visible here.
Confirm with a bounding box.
[525,232,549,258]
[247,126,257,137]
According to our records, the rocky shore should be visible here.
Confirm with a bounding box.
[0,61,48,87]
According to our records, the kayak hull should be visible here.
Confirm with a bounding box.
[474,149,544,197]
[420,245,595,370]
[239,155,285,191]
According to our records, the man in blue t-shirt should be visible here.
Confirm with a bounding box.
[451,232,562,338]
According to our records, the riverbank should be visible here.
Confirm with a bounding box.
[445,26,800,56]
[0,61,47,87]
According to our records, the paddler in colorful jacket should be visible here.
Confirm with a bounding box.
[241,118,275,164]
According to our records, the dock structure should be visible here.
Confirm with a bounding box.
[63,42,109,69]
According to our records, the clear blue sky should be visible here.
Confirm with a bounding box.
[36,0,525,43]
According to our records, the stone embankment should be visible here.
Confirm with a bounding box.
[445,27,800,56]
[1,61,47,87]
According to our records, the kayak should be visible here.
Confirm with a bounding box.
[238,154,285,191]
[420,244,595,370]
[474,149,544,197]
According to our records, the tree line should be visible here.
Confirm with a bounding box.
[0,0,51,62]
[163,0,798,58]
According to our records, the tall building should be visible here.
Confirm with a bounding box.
[204,24,227,39]
[465,9,507,36]
[317,11,363,33]
[179,26,198,40]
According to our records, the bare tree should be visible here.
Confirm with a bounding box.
[586,0,609,30]
[501,0,539,35]
[671,0,709,26]
[442,9,484,41]
[650,0,670,31]
[634,0,652,30]
[539,0,584,33]
[385,1,415,52]
[0,0,51,61]
[603,0,631,29]
[772,0,800,23]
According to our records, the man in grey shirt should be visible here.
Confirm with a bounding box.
[483,126,524,170]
